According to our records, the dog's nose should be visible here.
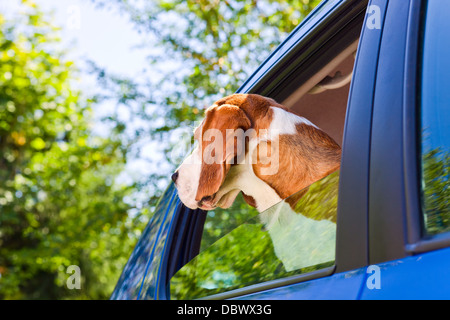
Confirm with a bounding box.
[171,171,179,183]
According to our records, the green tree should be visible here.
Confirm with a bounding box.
[0,2,146,299]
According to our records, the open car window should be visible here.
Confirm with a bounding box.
[170,170,339,300]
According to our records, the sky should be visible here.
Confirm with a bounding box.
[1,0,150,117]
[1,0,151,81]
[37,0,147,78]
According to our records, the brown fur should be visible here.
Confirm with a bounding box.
[214,94,280,133]
[241,192,257,208]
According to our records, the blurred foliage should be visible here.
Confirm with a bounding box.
[0,2,147,299]
[170,172,338,300]
[422,148,450,235]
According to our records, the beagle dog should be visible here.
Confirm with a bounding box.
[172,94,341,218]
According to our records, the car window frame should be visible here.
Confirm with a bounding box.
[404,0,450,254]
[368,0,414,265]
[368,0,450,265]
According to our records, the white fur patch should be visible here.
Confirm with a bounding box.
[268,106,319,138]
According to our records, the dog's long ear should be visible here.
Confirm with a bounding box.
[195,104,251,202]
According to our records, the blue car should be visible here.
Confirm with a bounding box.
[111,0,450,300]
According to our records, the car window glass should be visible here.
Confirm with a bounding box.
[199,193,260,253]
[170,170,339,300]
[420,0,450,235]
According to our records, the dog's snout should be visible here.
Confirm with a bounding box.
[171,171,179,183]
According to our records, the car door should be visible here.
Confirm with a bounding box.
[111,0,374,300]
[168,0,377,300]
[359,0,450,299]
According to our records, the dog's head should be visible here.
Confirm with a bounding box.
[173,94,277,210]
[172,94,341,212]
